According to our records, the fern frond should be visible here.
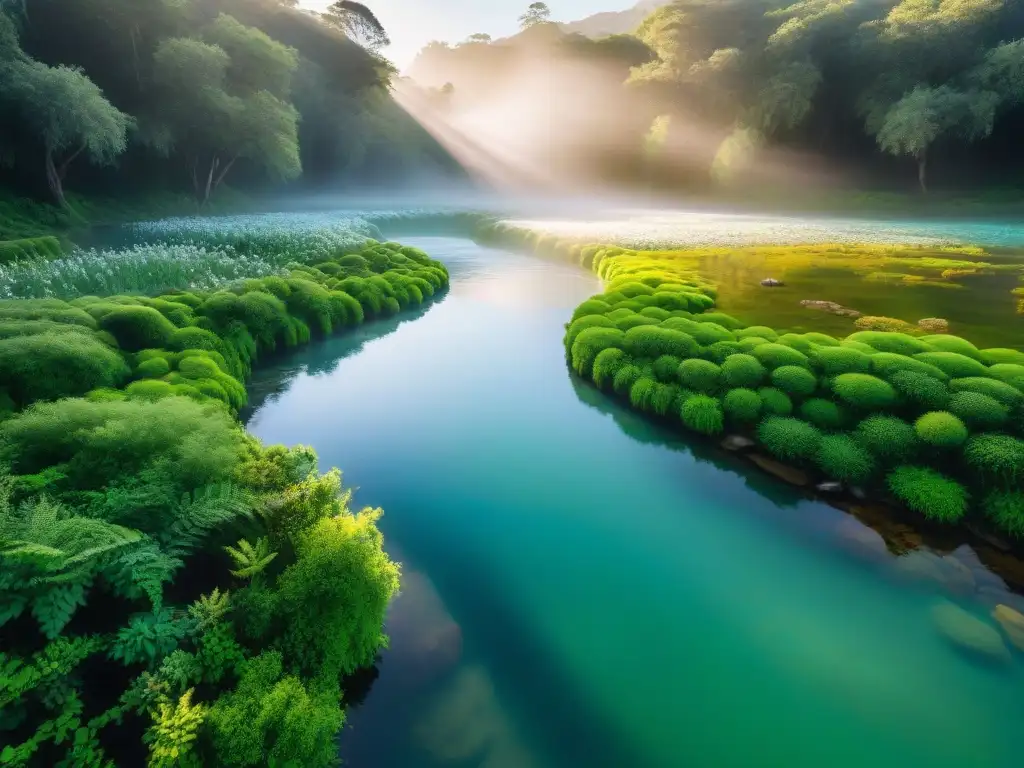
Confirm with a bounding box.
[31,580,90,639]
[162,483,255,559]
[188,588,231,631]
[224,536,277,580]
[103,543,182,612]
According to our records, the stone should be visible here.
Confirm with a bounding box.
[760,278,785,287]
[931,601,1012,664]
[917,317,950,333]
[938,555,978,596]
[816,481,843,494]
[720,434,756,452]
[748,453,809,486]
[893,550,976,595]
[799,299,862,318]
[835,517,888,558]
[992,604,1024,651]
[849,485,868,500]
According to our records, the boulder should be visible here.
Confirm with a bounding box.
[932,601,1011,664]
[720,434,756,452]
[992,604,1024,652]
[748,453,809,486]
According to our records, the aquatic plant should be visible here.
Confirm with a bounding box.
[758,416,822,462]
[887,466,969,522]
[723,388,763,424]
[680,394,724,436]
[914,412,969,449]
[815,434,876,484]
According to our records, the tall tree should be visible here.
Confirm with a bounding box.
[519,2,551,30]
[321,1,389,50]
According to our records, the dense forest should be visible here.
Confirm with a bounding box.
[0,0,465,212]
[407,0,1024,195]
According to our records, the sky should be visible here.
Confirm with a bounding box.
[301,0,640,70]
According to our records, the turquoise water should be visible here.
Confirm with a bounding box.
[245,236,1024,768]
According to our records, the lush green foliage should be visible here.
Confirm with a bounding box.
[758,416,822,463]
[914,412,969,449]
[887,466,969,522]
[815,435,876,485]
[681,394,724,436]
[723,388,762,425]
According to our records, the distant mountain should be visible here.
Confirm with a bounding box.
[558,0,671,38]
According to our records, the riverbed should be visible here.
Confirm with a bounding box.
[245,236,1024,768]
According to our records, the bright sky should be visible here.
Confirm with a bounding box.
[301,0,638,70]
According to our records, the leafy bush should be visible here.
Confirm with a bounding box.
[624,325,699,359]
[680,394,724,435]
[948,377,1023,407]
[770,365,818,398]
[913,351,988,379]
[914,412,969,449]
[137,356,172,379]
[649,383,679,416]
[980,348,1024,367]
[723,388,762,424]
[98,305,179,352]
[735,325,779,341]
[920,334,981,359]
[758,416,822,462]
[652,354,682,383]
[869,352,949,382]
[591,348,627,389]
[630,377,658,411]
[832,373,898,409]
[677,359,722,393]
[758,387,794,416]
[751,342,810,370]
[854,415,918,464]
[815,434,875,484]
[811,346,872,375]
[565,314,618,348]
[721,353,766,388]
[889,371,950,410]
[612,364,643,396]
[887,466,968,522]
[571,327,625,377]
[948,391,1008,430]
[799,398,845,430]
[982,491,1024,537]
[847,331,933,356]
[964,434,1024,485]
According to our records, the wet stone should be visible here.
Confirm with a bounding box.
[992,604,1024,652]
[748,454,809,486]
[720,435,756,452]
[932,601,1012,664]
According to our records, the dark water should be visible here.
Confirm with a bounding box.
[246,237,1024,768]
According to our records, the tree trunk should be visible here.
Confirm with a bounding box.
[917,149,928,194]
[201,156,220,206]
[212,155,239,195]
[130,25,143,91]
[44,149,69,209]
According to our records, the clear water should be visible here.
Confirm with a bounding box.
[245,236,1024,768]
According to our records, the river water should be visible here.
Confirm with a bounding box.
[245,236,1024,768]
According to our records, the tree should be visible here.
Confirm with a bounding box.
[1,58,132,207]
[464,33,491,44]
[875,85,998,192]
[149,17,302,204]
[321,1,389,50]
[518,2,551,30]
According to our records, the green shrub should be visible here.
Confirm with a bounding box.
[832,373,898,410]
[736,336,771,352]
[854,415,918,464]
[948,377,1023,407]
[98,305,178,352]
[847,331,933,356]
[802,332,839,347]
[178,355,223,381]
[677,359,722,393]
[811,346,873,375]
[723,388,762,424]
[964,434,1024,485]
[0,332,131,406]
[136,356,172,379]
[639,306,673,322]
[889,371,950,410]
[982,491,1024,537]
[721,353,766,388]
[914,412,968,449]
[869,352,949,382]
[758,387,794,416]
[702,341,743,364]
[757,416,822,462]
[624,326,699,359]
[630,377,658,411]
[770,365,818,398]
[752,343,810,370]
[680,394,724,435]
[799,398,845,430]
[735,325,778,341]
[913,352,988,379]
[692,322,734,346]
[612,364,643,396]
[699,312,743,329]
[571,327,626,378]
[815,434,875,484]
[570,299,612,322]
[987,363,1024,388]
[948,391,1008,430]
[920,334,981,359]
[592,348,627,389]
[652,355,682,383]
[650,383,679,416]
[887,466,968,522]
[617,315,660,331]
[125,378,176,401]
[979,348,1024,366]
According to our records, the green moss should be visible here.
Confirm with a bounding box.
[125,379,175,401]
[650,383,679,416]
[770,365,818,398]
[680,394,724,435]
[758,387,794,416]
[571,327,626,378]
[914,412,969,448]
[624,326,699,359]
[612,364,643,396]
[721,353,767,388]
[948,377,1023,407]
[630,377,658,411]
[752,343,811,370]
[913,351,989,379]
[592,348,627,389]
[811,346,873,375]
[677,359,722,393]
[987,363,1024,388]
[98,305,178,352]
[964,434,1024,485]
[691,322,735,346]
[887,466,968,523]
[758,416,822,462]
[723,388,762,424]
[847,331,933,356]
[798,398,845,430]
[920,334,981,359]
[889,371,950,410]
[979,348,1024,367]
[570,298,612,322]
[983,491,1024,537]
[832,373,898,410]
[735,325,778,341]
[854,416,918,464]
[948,391,1008,430]
[869,352,949,382]
[136,356,172,379]
[815,434,876,484]
[652,354,682,383]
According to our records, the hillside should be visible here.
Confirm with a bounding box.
[559,0,670,37]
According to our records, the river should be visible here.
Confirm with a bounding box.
[244,236,1024,768]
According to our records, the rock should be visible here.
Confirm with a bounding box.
[938,555,978,596]
[816,481,843,494]
[720,434,756,452]
[966,521,1011,552]
[849,486,868,500]
[931,601,1011,664]
[992,604,1024,651]
[760,278,785,287]
[748,453,810,486]
[799,299,862,318]
[917,317,950,333]
[893,550,976,595]
[835,517,888,559]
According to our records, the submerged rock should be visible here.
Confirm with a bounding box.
[799,299,861,318]
[992,605,1024,652]
[932,601,1012,664]
[748,454,809,486]
[760,278,785,287]
[893,550,976,595]
[721,434,756,452]
[816,481,843,494]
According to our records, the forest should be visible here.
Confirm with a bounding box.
[408,0,1024,195]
